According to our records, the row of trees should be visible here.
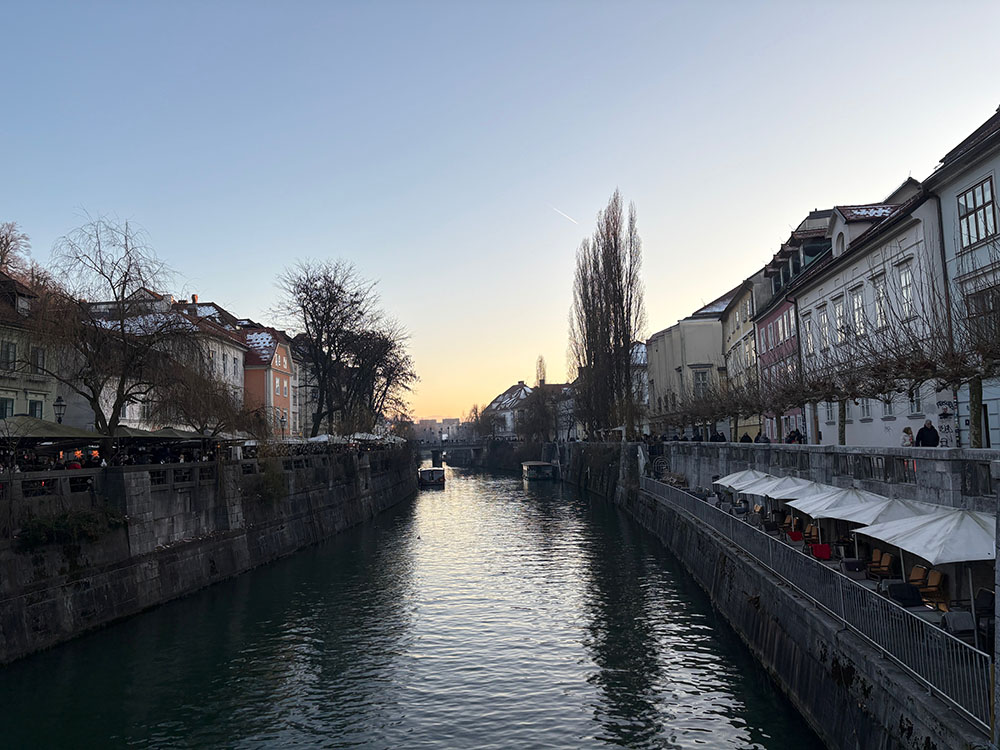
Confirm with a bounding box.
[2,217,416,447]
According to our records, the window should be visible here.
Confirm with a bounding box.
[0,398,13,417]
[29,347,44,374]
[882,397,895,417]
[825,401,835,422]
[832,298,845,344]
[283,380,288,397]
[0,341,15,370]
[899,264,914,319]
[958,176,996,249]
[818,308,829,349]
[28,400,42,419]
[850,287,866,336]
[694,371,708,399]
[859,398,871,419]
[845,400,852,420]
[208,350,215,372]
[233,357,239,377]
[803,317,814,356]
[835,233,845,256]
[873,276,888,329]
[275,377,281,395]
[120,402,129,419]
[789,312,796,337]
[909,390,922,414]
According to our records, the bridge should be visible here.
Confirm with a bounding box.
[416,440,486,467]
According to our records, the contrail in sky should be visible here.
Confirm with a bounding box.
[551,206,579,224]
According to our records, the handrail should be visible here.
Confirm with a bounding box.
[640,475,992,734]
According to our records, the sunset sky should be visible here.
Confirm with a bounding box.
[4,1,1000,420]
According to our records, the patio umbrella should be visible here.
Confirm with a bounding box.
[856,508,996,649]
[714,469,772,491]
[787,487,886,517]
[0,415,96,440]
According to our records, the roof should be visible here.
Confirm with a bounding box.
[689,285,741,318]
[170,300,243,330]
[485,381,533,412]
[835,204,900,222]
[939,106,1000,169]
[242,326,290,367]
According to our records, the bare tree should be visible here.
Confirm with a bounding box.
[278,259,416,435]
[31,217,193,448]
[0,222,30,275]
[568,190,646,437]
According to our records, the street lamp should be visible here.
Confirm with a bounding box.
[280,414,287,440]
[53,396,66,424]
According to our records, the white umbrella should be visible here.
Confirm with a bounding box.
[855,509,995,566]
[740,475,814,499]
[787,487,886,516]
[816,497,936,526]
[714,469,772,491]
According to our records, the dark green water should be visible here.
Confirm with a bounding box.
[0,468,821,748]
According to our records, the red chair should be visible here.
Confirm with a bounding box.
[811,543,831,561]
[787,531,803,543]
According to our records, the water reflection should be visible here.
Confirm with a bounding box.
[0,468,818,749]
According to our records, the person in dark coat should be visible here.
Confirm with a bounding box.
[915,420,940,447]
[754,431,770,444]
[739,433,752,443]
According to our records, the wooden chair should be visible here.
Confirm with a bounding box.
[906,565,928,588]
[869,554,896,581]
[920,569,948,611]
[804,524,820,545]
[866,549,885,572]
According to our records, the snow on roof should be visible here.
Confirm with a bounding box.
[94,312,198,336]
[837,204,899,222]
[486,382,533,411]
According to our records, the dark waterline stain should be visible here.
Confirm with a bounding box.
[0,468,822,749]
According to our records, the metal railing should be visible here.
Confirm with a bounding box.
[640,476,992,733]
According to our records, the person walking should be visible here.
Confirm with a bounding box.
[915,420,940,447]
[900,426,914,447]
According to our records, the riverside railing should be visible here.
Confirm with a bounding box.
[640,476,992,733]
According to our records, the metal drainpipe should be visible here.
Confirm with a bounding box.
[931,192,961,447]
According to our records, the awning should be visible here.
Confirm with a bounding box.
[150,427,205,440]
[855,509,996,565]
[814,497,937,526]
[788,487,887,516]
[714,469,772,491]
[0,415,97,440]
[739,475,816,499]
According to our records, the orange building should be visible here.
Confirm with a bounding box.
[242,327,296,437]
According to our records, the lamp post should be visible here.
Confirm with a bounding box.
[53,396,66,424]
[280,414,287,441]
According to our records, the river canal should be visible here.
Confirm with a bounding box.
[0,467,820,748]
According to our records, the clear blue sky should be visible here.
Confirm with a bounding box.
[4,1,999,418]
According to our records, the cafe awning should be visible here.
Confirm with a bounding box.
[714,469,772,491]
[787,487,887,517]
[855,509,996,565]
[739,475,817,500]
[813,497,937,526]
[0,415,97,441]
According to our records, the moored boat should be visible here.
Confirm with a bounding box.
[418,467,445,488]
[521,461,556,480]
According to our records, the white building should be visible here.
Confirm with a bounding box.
[794,181,953,446]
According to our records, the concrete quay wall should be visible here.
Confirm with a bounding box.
[0,449,416,664]
[565,442,990,750]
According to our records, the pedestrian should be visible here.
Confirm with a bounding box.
[739,432,752,443]
[754,431,770,444]
[900,426,914,447]
[915,420,940,447]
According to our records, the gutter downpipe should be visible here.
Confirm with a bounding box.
[931,191,961,449]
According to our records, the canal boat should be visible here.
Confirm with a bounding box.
[417,467,445,488]
[521,461,556,481]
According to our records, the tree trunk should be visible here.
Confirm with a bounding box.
[810,402,821,444]
[731,415,738,442]
[969,375,984,448]
[838,400,847,446]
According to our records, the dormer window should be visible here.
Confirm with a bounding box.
[16,296,29,315]
[835,233,845,257]
[959,176,996,249]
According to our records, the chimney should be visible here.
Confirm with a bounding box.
[539,378,545,386]
[192,294,198,303]
[518,380,525,386]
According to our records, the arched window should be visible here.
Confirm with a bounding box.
[835,232,845,256]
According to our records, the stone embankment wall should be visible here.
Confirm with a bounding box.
[0,448,416,664]
[565,442,990,750]
[660,441,1000,511]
